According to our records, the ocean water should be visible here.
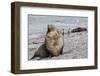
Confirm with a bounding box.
[28,15,88,39]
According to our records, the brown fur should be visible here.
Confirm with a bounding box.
[45,24,64,57]
[31,24,64,60]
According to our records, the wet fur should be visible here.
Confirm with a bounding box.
[30,44,49,60]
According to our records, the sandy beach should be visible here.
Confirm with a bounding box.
[28,31,88,60]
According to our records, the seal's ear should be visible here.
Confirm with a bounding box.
[47,24,55,33]
[47,24,51,33]
[57,29,64,35]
